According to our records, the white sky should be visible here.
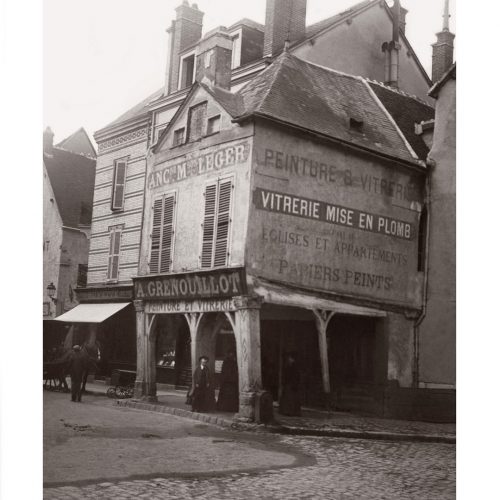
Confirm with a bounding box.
[43,0,456,144]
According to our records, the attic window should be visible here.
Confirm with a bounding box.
[207,115,221,135]
[173,128,185,147]
[349,117,364,132]
[179,53,195,90]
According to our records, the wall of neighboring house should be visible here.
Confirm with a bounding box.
[43,163,63,318]
[58,227,90,314]
[292,4,432,104]
[418,76,456,388]
[87,126,149,285]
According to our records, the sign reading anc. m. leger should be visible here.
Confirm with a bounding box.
[148,140,250,189]
[134,268,247,301]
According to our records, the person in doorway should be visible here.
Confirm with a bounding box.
[217,350,239,412]
[67,345,88,402]
[192,356,215,413]
[279,352,301,416]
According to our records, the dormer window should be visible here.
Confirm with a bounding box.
[187,102,207,142]
[207,115,221,135]
[173,127,185,147]
[178,52,195,90]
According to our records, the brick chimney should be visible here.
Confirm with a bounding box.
[165,1,204,94]
[432,0,454,83]
[195,28,233,90]
[43,126,54,155]
[263,0,307,57]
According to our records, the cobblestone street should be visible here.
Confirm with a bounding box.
[43,392,455,499]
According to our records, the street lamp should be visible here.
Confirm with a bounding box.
[47,282,57,303]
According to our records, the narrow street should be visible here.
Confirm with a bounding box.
[44,392,455,499]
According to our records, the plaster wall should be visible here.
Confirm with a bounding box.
[384,311,414,387]
[292,3,431,104]
[247,122,425,310]
[58,228,90,315]
[43,163,63,318]
[140,87,254,275]
[419,78,456,386]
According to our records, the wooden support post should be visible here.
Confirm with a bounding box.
[311,309,335,406]
[233,296,262,422]
[133,300,146,399]
[183,312,203,384]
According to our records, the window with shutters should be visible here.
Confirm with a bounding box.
[200,178,233,269]
[107,225,123,282]
[111,158,127,210]
[149,192,176,274]
[187,102,207,142]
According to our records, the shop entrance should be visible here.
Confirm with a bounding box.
[155,315,191,388]
[327,314,386,413]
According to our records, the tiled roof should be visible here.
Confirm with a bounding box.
[44,148,96,227]
[55,127,97,159]
[98,87,164,132]
[236,53,418,164]
[368,82,435,160]
[200,83,244,118]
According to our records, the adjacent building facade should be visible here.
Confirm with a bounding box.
[43,127,96,352]
[58,0,455,421]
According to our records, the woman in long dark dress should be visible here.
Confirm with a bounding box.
[217,351,239,412]
[279,353,301,416]
[192,356,215,413]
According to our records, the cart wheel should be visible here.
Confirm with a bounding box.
[106,387,117,398]
[115,386,127,398]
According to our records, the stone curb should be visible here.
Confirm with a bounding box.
[114,399,455,444]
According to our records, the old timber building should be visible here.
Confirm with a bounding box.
[62,0,455,421]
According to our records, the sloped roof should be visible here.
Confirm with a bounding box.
[368,82,435,160]
[97,87,164,133]
[235,53,418,164]
[305,0,373,39]
[55,127,97,159]
[44,148,96,227]
[429,62,456,98]
[201,83,244,117]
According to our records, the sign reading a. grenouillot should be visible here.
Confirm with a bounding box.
[134,267,247,301]
[248,129,425,309]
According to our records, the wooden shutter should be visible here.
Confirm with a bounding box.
[107,227,122,281]
[150,194,176,274]
[112,160,127,210]
[159,194,175,273]
[149,199,163,273]
[201,184,217,268]
[213,179,232,267]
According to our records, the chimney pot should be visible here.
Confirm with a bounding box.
[264,0,307,57]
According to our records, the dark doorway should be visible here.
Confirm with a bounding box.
[327,314,386,413]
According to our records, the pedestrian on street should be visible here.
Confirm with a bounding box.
[67,345,88,403]
[279,352,301,416]
[192,355,215,413]
[217,350,239,412]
